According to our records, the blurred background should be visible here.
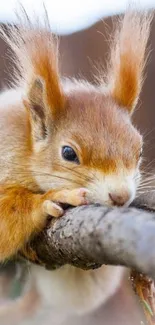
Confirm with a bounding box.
[0,0,155,324]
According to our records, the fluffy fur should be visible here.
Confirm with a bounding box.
[106,10,152,110]
[0,7,153,322]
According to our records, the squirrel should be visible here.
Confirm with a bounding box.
[0,8,153,325]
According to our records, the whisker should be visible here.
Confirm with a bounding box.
[142,127,155,141]
[53,163,94,183]
[138,180,155,185]
[11,170,83,187]
[7,160,92,184]
[137,182,155,187]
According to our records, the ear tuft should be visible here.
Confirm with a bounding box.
[102,10,153,113]
[0,9,65,115]
[0,9,66,150]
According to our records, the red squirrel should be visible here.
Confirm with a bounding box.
[0,8,153,324]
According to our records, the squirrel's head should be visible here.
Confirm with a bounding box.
[26,80,142,207]
[4,9,151,206]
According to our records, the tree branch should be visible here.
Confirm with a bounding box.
[25,191,155,279]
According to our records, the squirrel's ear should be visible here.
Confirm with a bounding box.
[24,78,47,145]
[0,12,65,146]
[24,71,64,150]
[104,10,152,114]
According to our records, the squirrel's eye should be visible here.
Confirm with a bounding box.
[62,146,79,164]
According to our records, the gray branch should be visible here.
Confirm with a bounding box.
[28,192,155,279]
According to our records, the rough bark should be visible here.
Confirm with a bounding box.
[24,191,155,278]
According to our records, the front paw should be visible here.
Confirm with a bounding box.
[45,188,89,207]
[42,200,64,218]
[32,195,64,228]
[32,188,89,227]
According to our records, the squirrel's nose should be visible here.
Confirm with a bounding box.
[109,192,131,206]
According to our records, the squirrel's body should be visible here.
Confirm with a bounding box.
[0,8,153,323]
[0,84,125,321]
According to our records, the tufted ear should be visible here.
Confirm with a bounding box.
[24,78,48,145]
[24,70,64,150]
[104,10,153,113]
[0,11,65,148]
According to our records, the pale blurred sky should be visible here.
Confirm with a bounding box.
[0,0,154,34]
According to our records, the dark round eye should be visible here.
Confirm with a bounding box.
[62,146,79,164]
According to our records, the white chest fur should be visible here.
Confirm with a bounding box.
[31,264,125,316]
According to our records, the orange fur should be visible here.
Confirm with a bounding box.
[0,184,87,261]
[0,9,152,262]
[0,16,64,116]
[105,10,153,111]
